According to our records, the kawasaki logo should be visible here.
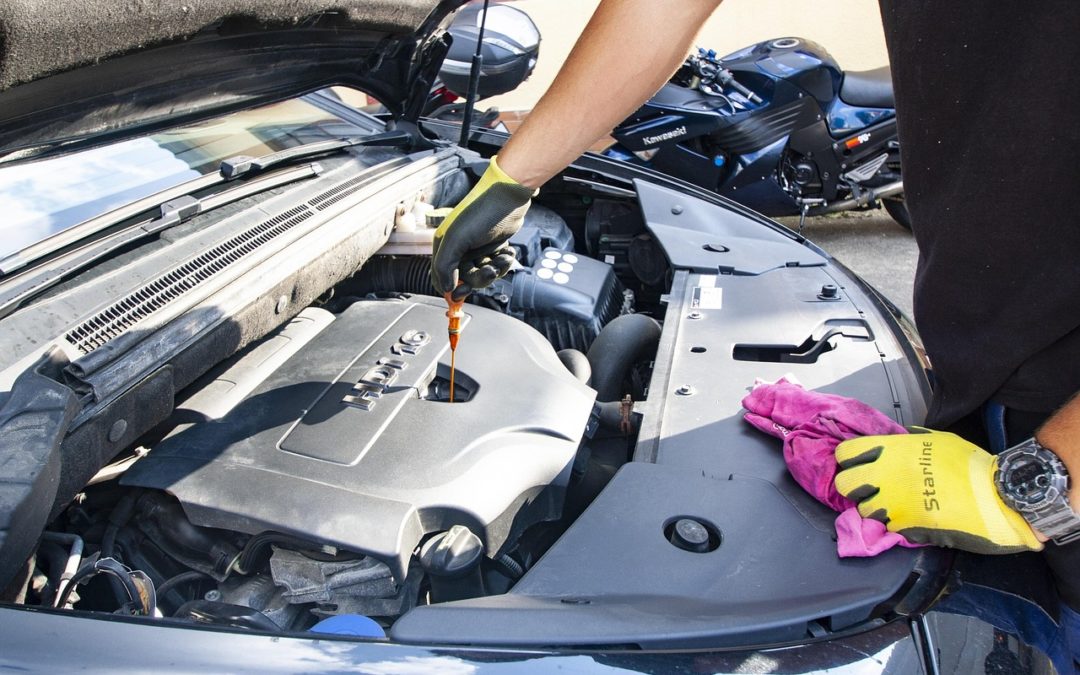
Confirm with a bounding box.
[642,126,687,146]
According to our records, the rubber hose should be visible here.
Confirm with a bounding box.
[102,491,141,558]
[156,570,210,600]
[356,256,437,296]
[56,558,148,614]
[139,494,239,576]
[586,314,662,402]
[556,349,591,384]
[40,532,83,607]
[34,542,68,605]
[236,532,324,574]
[495,553,525,580]
[102,491,141,605]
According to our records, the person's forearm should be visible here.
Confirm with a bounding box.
[497,0,723,189]
[1036,391,1080,512]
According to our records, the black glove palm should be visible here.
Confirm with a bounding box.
[431,156,534,299]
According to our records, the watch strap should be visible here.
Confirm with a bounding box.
[1029,501,1080,545]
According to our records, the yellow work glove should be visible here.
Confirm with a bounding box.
[430,156,534,300]
[834,429,1043,555]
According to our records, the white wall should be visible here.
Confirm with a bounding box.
[485,0,889,111]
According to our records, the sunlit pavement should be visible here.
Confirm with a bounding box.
[779,210,918,319]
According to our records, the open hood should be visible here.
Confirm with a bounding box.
[0,0,465,163]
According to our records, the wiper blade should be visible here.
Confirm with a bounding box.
[0,163,320,321]
[219,129,412,179]
[0,130,412,276]
[145,162,324,232]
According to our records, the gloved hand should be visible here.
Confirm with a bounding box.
[834,429,1043,555]
[431,156,535,299]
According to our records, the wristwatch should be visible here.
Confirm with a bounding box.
[994,438,1080,545]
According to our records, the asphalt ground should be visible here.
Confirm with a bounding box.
[777,209,918,318]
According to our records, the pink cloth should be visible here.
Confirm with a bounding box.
[741,378,922,557]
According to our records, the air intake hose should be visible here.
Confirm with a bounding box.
[586,314,661,402]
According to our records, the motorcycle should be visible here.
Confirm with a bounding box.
[605,38,910,229]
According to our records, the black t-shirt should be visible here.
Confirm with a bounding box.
[879,1,1080,427]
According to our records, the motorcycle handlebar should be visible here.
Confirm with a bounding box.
[687,55,762,104]
[727,77,763,104]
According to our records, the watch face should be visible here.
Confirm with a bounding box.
[1004,456,1056,506]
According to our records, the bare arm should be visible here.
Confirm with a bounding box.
[497,0,724,189]
[1037,392,1080,512]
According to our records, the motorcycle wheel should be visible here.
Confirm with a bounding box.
[883,197,912,231]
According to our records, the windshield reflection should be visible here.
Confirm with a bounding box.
[0,94,370,260]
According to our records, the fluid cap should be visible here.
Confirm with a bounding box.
[426,207,454,228]
[669,518,710,553]
[310,614,386,638]
[420,525,484,577]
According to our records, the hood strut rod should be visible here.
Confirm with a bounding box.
[458,0,492,147]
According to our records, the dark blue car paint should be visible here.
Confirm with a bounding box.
[0,605,1054,673]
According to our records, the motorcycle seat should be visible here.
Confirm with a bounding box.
[839,66,894,108]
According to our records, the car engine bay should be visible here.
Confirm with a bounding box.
[0,135,940,647]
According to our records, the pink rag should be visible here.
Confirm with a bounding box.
[741,378,922,557]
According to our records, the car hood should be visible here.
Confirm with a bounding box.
[0,0,465,163]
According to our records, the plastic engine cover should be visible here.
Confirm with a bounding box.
[123,298,596,580]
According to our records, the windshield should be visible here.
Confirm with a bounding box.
[0,93,376,260]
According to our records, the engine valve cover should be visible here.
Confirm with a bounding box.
[124,298,596,579]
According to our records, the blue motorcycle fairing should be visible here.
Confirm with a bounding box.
[827,97,895,136]
[612,109,722,152]
[723,37,843,105]
[649,140,727,192]
[754,49,838,104]
[716,137,796,216]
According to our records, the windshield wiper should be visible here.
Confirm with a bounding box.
[218,129,411,179]
[0,129,413,277]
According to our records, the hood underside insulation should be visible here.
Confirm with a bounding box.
[0,0,442,90]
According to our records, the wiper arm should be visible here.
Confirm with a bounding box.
[0,129,413,276]
[218,129,412,179]
[0,163,320,321]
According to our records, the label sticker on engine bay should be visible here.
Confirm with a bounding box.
[691,285,723,310]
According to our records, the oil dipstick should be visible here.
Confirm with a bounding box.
[443,290,466,402]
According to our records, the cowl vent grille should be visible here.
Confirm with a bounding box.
[65,206,312,354]
[308,173,369,211]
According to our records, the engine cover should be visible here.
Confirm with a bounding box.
[123,298,596,580]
